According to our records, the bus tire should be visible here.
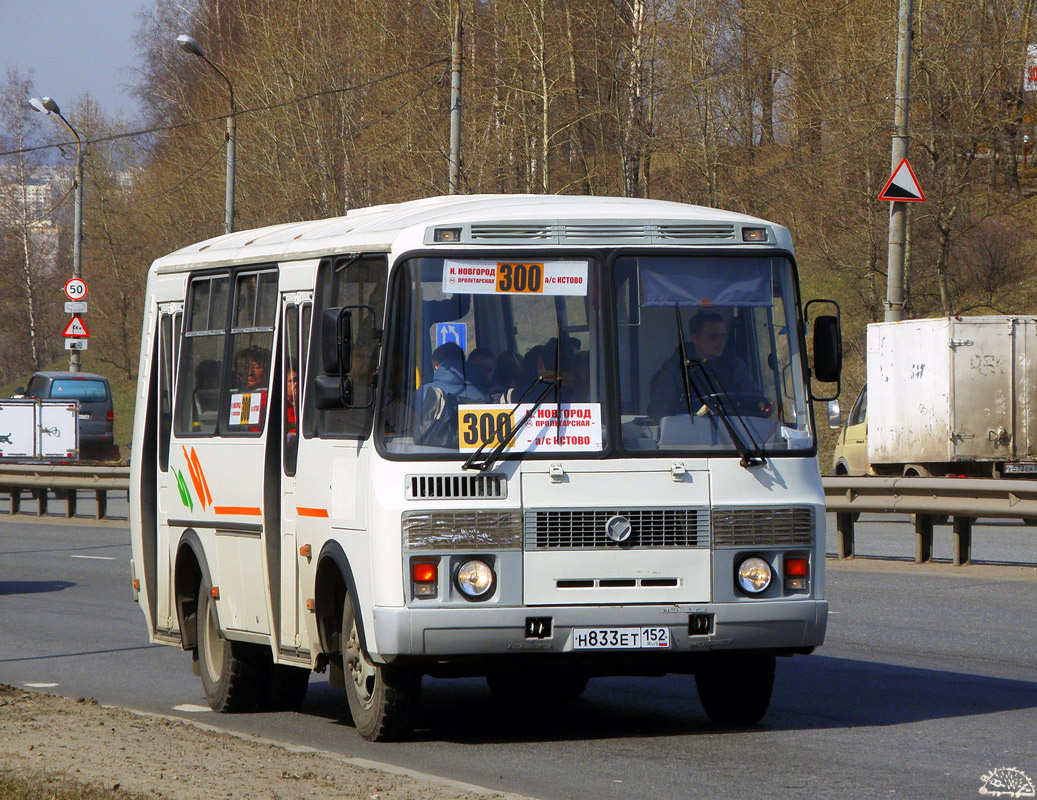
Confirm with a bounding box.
[695,653,775,726]
[261,665,310,711]
[197,579,267,713]
[486,672,589,702]
[342,596,419,741]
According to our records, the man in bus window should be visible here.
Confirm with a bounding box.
[648,310,760,420]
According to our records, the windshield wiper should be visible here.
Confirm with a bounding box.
[461,374,562,472]
[688,358,766,467]
[671,306,766,468]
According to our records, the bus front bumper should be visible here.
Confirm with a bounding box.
[371,599,827,660]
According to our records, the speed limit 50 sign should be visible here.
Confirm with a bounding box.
[64,278,88,300]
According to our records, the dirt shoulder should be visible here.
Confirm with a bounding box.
[0,684,522,800]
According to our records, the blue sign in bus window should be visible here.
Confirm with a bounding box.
[435,322,467,352]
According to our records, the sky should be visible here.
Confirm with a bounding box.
[1,0,153,121]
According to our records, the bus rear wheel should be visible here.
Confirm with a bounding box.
[342,597,419,741]
[197,580,267,712]
[695,653,775,726]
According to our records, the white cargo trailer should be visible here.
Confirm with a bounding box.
[866,316,1037,477]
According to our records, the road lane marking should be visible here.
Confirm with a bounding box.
[173,704,211,713]
[70,555,117,560]
[24,682,59,688]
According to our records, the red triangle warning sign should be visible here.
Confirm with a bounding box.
[63,314,89,338]
[879,158,925,202]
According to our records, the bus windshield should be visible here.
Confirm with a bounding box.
[379,256,608,457]
[377,252,812,459]
[613,253,812,454]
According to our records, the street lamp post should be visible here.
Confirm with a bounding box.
[30,96,83,373]
[176,34,236,235]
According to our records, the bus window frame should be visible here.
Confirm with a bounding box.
[303,253,388,441]
[172,264,278,439]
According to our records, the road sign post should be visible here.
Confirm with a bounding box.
[62,279,89,370]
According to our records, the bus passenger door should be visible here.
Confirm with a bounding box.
[278,294,311,655]
[155,303,181,635]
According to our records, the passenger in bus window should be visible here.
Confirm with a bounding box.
[285,363,299,445]
[467,347,496,395]
[647,310,760,420]
[234,345,270,391]
[418,342,484,402]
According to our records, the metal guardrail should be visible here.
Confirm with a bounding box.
[823,475,1037,565]
[0,463,128,520]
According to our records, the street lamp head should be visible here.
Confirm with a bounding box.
[29,96,61,114]
[176,34,204,57]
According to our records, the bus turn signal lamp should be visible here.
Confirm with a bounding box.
[412,562,438,598]
[784,556,809,591]
[742,227,768,242]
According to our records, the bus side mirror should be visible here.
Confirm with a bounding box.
[813,315,842,382]
[321,307,352,375]
[827,399,842,429]
[314,374,354,409]
[804,299,842,402]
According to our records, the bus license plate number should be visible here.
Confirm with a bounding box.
[1004,462,1037,474]
[572,627,670,650]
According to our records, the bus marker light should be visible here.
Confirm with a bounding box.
[299,544,312,559]
[211,586,220,599]
[305,598,315,611]
[433,227,462,243]
[132,579,140,591]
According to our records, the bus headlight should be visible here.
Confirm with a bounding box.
[736,557,772,594]
[455,559,495,599]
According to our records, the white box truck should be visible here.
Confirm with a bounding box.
[834,316,1037,478]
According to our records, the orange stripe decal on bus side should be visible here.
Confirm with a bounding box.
[213,506,263,516]
[296,507,330,518]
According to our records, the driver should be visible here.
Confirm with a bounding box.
[648,309,761,420]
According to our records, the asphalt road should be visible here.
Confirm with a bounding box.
[1,502,1034,799]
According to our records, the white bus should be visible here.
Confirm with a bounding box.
[130,194,841,740]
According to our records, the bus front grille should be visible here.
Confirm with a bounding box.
[407,473,507,500]
[523,509,708,550]
[711,507,814,547]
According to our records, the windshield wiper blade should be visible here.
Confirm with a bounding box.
[461,375,561,472]
[687,358,767,468]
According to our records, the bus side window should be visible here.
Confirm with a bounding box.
[224,270,277,434]
[283,303,304,475]
[175,275,230,436]
[304,254,386,439]
[158,312,177,471]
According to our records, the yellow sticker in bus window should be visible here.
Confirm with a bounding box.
[457,405,516,451]
[495,262,544,294]
[457,402,603,452]
[442,260,588,296]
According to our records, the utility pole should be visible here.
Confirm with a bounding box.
[448,0,462,194]
[885,0,914,322]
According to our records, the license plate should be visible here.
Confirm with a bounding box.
[1004,462,1037,474]
[572,626,670,650]
[78,413,90,420]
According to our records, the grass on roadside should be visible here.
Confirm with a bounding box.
[0,770,153,800]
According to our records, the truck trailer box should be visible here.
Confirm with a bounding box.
[867,316,1037,473]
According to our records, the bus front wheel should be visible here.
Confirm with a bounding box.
[341,596,419,741]
[197,579,267,712]
[695,653,775,726]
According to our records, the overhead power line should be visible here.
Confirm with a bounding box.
[0,58,448,159]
